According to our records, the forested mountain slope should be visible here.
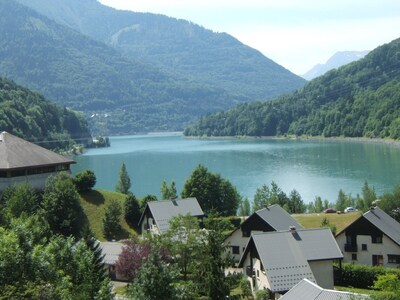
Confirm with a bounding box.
[15,0,306,101]
[0,77,91,149]
[0,0,248,134]
[185,38,400,139]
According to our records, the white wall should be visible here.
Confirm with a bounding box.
[0,172,58,191]
[309,260,334,289]
[225,229,265,263]
[336,233,400,267]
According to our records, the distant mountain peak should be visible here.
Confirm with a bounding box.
[302,50,370,80]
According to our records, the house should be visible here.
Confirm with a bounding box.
[224,205,304,262]
[138,198,205,235]
[280,278,369,300]
[0,131,75,191]
[99,241,126,281]
[238,227,343,298]
[336,206,400,267]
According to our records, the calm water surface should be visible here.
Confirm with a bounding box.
[71,133,400,203]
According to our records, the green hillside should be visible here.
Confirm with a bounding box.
[185,38,400,139]
[79,189,137,241]
[0,0,248,135]
[15,0,306,102]
[0,77,91,149]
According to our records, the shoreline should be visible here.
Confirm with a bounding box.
[184,135,400,147]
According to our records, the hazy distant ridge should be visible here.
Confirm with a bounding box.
[302,50,370,80]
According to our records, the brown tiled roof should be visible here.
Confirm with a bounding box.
[0,131,75,170]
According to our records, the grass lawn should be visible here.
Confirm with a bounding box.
[79,189,137,241]
[293,211,362,233]
[336,286,386,297]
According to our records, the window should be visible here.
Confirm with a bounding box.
[362,244,367,251]
[372,236,383,244]
[352,254,357,261]
[388,255,400,264]
[232,246,240,255]
[373,255,383,266]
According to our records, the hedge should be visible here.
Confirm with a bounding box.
[335,263,400,289]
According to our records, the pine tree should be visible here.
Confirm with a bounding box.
[115,162,131,194]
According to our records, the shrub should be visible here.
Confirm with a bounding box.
[255,289,268,300]
[336,263,400,289]
[74,170,96,192]
[374,273,400,292]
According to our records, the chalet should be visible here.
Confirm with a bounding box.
[224,205,303,262]
[0,131,75,191]
[138,198,204,235]
[238,227,343,299]
[280,278,369,300]
[336,206,400,267]
[99,241,126,281]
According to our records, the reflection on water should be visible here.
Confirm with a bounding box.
[72,134,400,203]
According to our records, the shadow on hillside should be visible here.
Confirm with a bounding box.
[80,190,106,206]
[111,227,131,241]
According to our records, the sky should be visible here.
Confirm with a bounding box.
[98,0,400,75]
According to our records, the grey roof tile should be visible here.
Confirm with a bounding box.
[143,198,204,234]
[255,204,304,231]
[363,207,400,245]
[0,131,75,169]
[281,278,369,300]
[99,241,123,265]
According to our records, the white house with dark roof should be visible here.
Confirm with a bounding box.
[280,278,369,300]
[238,227,343,298]
[336,206,400,267]
[0,131,75,191]
[138,198,204,235]
[224,205,304,262]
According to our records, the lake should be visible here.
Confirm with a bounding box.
[71,133,400,204]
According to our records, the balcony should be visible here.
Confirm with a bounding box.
[246,266,255,277]
[344,243,358,252]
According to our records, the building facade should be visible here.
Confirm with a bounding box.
[0,132,75,191]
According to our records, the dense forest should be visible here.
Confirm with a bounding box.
[185,38,400,139]
[0,0,306,135]
[16,0,305,102]
[0,77,91,149]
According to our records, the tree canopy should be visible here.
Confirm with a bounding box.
[181,164,241,216]
[185,37,400,140]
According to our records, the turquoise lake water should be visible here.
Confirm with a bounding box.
[71,133,400,204]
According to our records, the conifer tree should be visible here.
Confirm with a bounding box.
[115,162,131,194]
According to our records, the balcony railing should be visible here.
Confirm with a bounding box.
[344,243,358,252]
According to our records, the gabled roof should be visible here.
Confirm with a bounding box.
[363,207,400,245]
[99,241,123,265]
[254,204,304,231]
[280,278,369,300]
[0,131,75,170]
[226,204,303,239]
[138,198,204,234]
[238,228,343,293]
[336,207,400,246]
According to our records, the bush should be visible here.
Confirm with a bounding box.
[74,170,96,192]
[336,263,400,289]
[374,273,400,292]
[255,289,268,300]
